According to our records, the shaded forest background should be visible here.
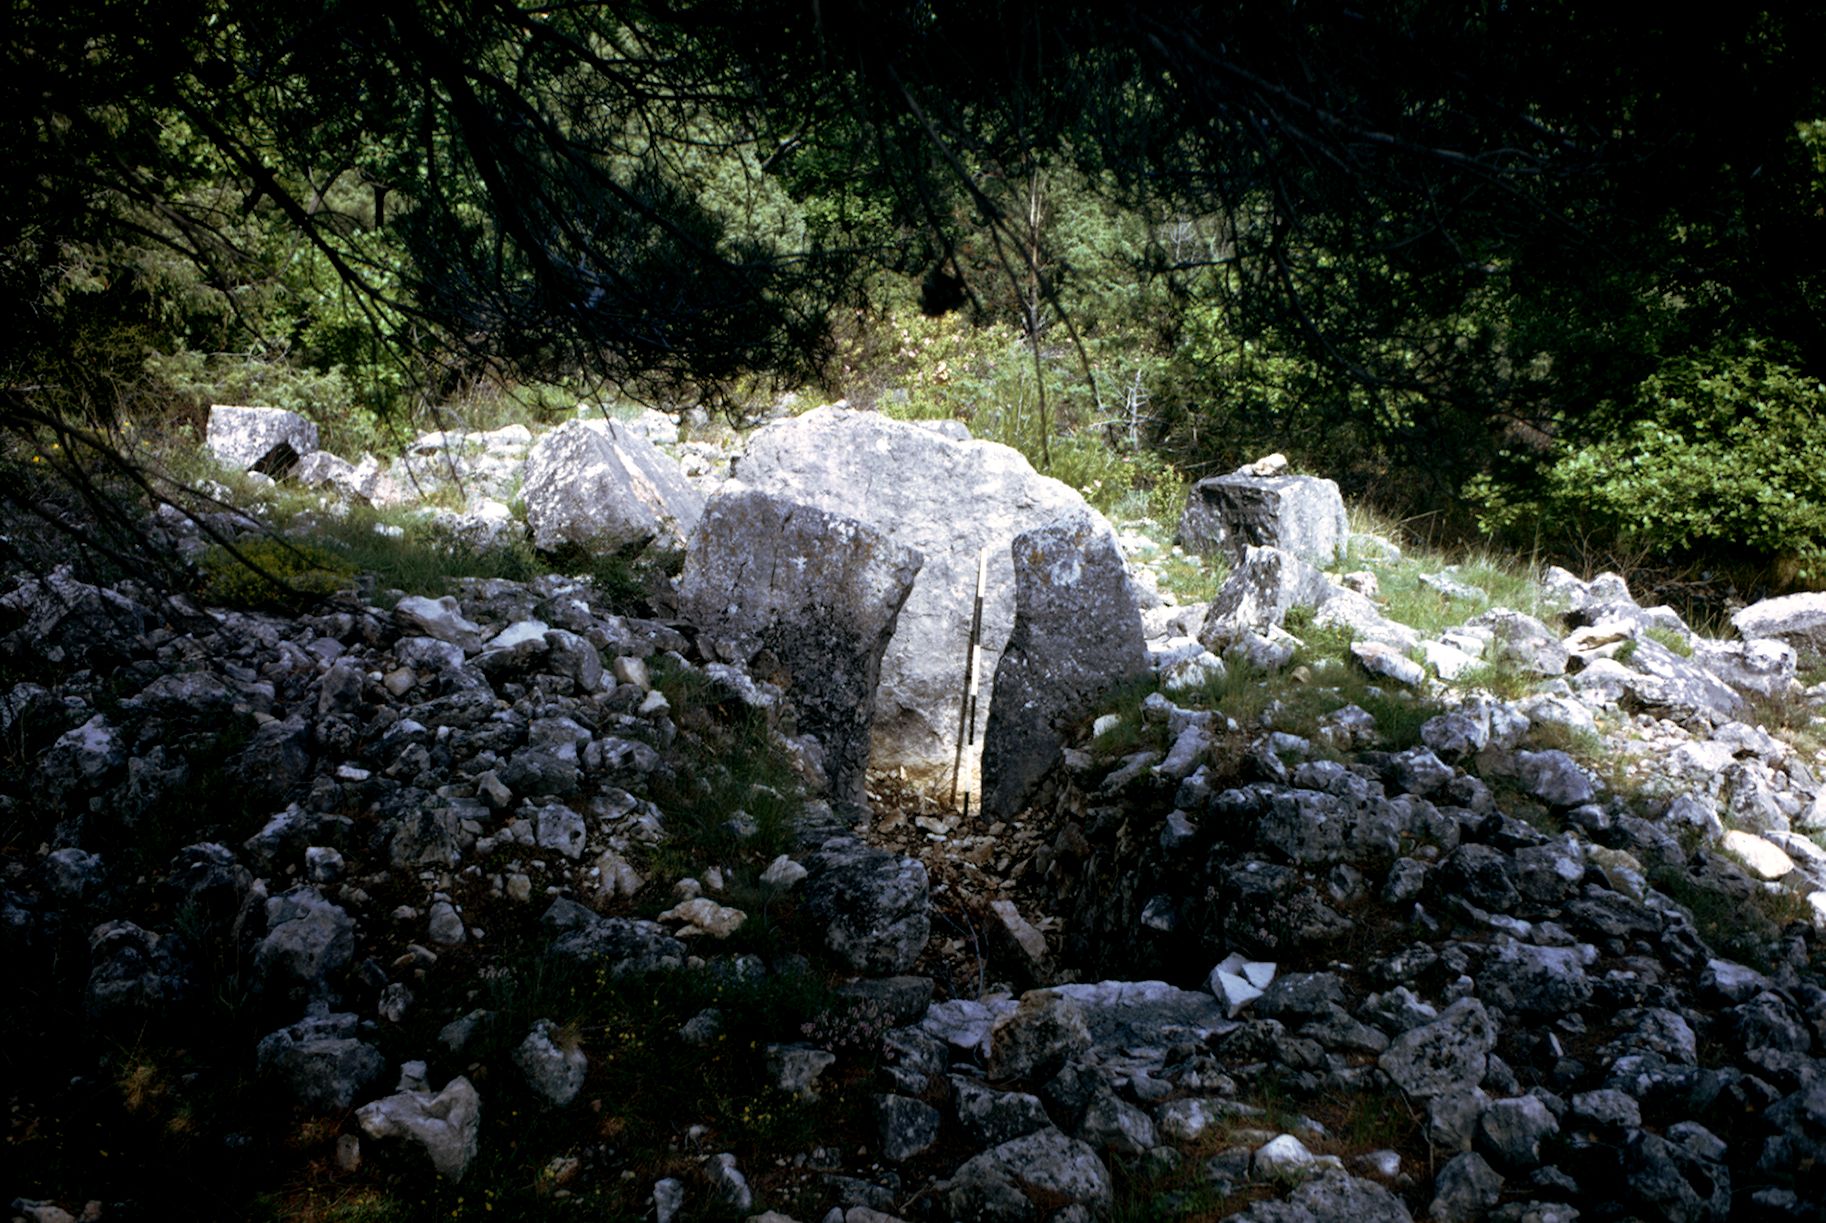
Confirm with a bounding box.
[6,0,1826,597]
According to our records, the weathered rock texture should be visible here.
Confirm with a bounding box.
[678,487,923,813]
[520,418,704,554]
[1176,469,1348,565]
[982,511,1149,819]
[206,405,320,471]
[734,406,1103,790]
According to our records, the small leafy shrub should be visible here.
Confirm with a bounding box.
[1454,657,1537,701]
[1283,605,1355,665]
[198,537,352,609]
[1152,549,1226,604]
[1473,342,1826,585]
[1048,432,1186,526]
[1089,674,1170,758]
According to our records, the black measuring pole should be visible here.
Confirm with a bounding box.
[949,547,989,815]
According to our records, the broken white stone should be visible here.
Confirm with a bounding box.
[1209,953,1276,1016]
[394,596,484,653]
[1351,640,1426,687]
[1253,1133,1340,1181]
[657,897,746,939]
[356,1076,482,1181]
[1424,640,1481,681]
[1721,829,1796,880]
[591,849,644,900]
[760,855,809,889]
[488,620,550,650]
[990,898,1049,967]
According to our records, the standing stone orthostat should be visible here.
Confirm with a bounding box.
[1177,464,1347,566]
[982,510,1149,819]
[677,486,923,814]
[734,406,1110,792]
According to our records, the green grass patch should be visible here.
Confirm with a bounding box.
[1452,656,1539,701]
[1342,505,1562,641]
[644,657,810,871]
[198,536,354,610]
[1740,684,1826,760]
[1176,649,1442,753]
[300,507,541,598]
[1116,517,1227,605]
[1089,673,1172,758]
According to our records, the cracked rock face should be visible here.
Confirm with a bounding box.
[940,1127,1114,1221]
[802,838,930,974]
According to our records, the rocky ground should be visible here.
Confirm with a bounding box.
[4,405,1825,1222]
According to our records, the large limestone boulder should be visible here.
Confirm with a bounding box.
[1733,592,1826,668]
[206,405,319,471]
[982,511,1149,819]
[520,419,703,554]
[733,407,1106,790]
[678,487,924,813]
[1176,466,1347,565]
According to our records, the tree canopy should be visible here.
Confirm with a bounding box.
[6,1,1825,580]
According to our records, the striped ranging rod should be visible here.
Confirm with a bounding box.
[949,545,990,817]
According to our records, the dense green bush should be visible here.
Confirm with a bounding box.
[198,537,353,609]
[1472,344,1826,584]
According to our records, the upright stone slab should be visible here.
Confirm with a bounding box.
[733,406,1105,791]
[1177,469,1348,565]
[678,487,923,814]
[520,418,704,555]
[982,511,1149,819]
[206,405,319,471]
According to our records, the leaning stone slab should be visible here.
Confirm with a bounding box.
[733,406,1101,790]
[1199,545,1337,648]
[1176,468,1347,566]
[520,418,704,555]
[678,487,922,813]
[982,510,1149,819]
[206,405,319,471]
